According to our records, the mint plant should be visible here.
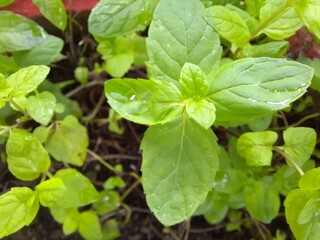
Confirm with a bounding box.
[1,0,320,239]
[103,0,314,228]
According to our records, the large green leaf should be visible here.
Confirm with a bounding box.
[105,79,183,125]
[244,178,280,223]
[207,58,314,126]
[6,65,50,98]
[141,116,219,226]
[279,127,316,166]
[0,11,47,52]
[36,169,99,208]
[240,41,289,58]
[26,91,57,125]
[0,0,15,7]
[237,131,278,166]
[147,0,221,83]
[13,35,64,67]
[244,0,262,17]
[294,0,320,40]
[6,129,51,181]
[46,115,88,166]
[32,0,67,30]
[204,5,250,47]
[88,0,158,38]
[0,187,39,238]
[257,0,302,40]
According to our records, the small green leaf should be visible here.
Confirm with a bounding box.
[179,63,209,98]
[7,65,50,97]
[36,169,99,208]
[237,131,278,166]
[0,73,12,108]
[141,116,219,226]
[105,79,183,125]
[13,35,64,67]
[92,190,121,215]
[299,167,320,192]
[78,211,103,240]
[103,176,126,190]
[0,11,48,52]
[32,0,67,30]
[204,5,250,47]
[244,178,280,223]
[89,0,157,38]
[294,0,320,40]
[147,0,221,83]
[244,0,261,17]
[6,129,51,181]
[203,191,229,224]
[285,189,320,240]
[208,58,314,126]
[26,91,57,125]
[33,126,51,143]
[0,187,39,238]
[0,54,19,77]
[74,66,89,85]
[101,219,121,240]
[106,53,134,78]
[185,99,216,129]
[279,127,316,166]
[257,0,302,40]
[46,115,89,166]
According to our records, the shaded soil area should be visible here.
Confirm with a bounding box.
[2,13,320,240]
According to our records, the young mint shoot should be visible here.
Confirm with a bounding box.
[105,0,314,226]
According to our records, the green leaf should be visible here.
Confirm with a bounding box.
[74,66,89,85]
[208,58,314,126]
[203,191,229,224]
[0,11,48,52]
[225,4,260,34]
[0,73,12,108]
[106,53,134,78]
[257,0,302,40]
[101,219,121,240]
[240,41,289,58]
[141,116,219,226]
[6,129,51,181]
[237,131,278,166]
[0,0,15,7]
[179,63,209,98]
[274,160,315,196]
[7,65,50,97]
[88,0,157,38]
[105,79,183,125]
[0,54,19,77]
[103,176,126,190]
[294,0,320,40]
[32,0,67,30]
[13,35,64,67]
[201,0,241,7]
[204,5,250,47]
[299,167,320,192]
[33,126,51,143]
[285,189,320,240]
[92,190,121,215]
[147,0,221,83]
[46,115,89,166]
[185,99,216,129]
[245,0,262,17]
[26,91,57,125]
[36,169,99,208]
[244,178,280,223]
[78,211,103,240]
[248,114,273,131]
[279,127,316,166]
[0,187,39,238]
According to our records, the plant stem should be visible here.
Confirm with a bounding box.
[290,112,320,128]
[87,149,117,173]
[273,147,304,176]
[120,179,141,202]
[82,93,105,123]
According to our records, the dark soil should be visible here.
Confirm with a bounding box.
[2,13,320,240]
